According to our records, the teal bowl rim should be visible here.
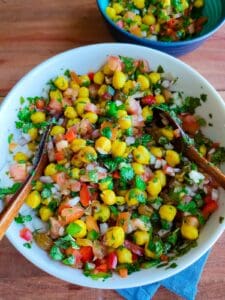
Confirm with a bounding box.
[96,0,225,48]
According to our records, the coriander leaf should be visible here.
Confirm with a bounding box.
[177,201,197,214]
[41,188,52,199]
[101,127,112,139]
[62,255,75,266]
[120,165,134,182]
[135,176,146,191]
[8,133,14,144]
[15,213,32,224]
[54,234,79,250]
[0,183,22,198]
[50,245,64,261]
[23,242,32,249]
[119,56,136,73]
[133,134,152,147]
[210,147,225,165]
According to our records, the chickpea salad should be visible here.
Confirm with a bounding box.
[106,0,207,42]
[1,55,225,280]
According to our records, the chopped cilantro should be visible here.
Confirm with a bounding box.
[177,201,197,214]
[200,94,207,102]
[210,147,225,165]
[23,242,32,249]
[47,79,57,91]
[41,188,52,199]
[64,69,71,77]
[135,176,146,191]
[62,255,75,266]
[88,170,98,183]
[50,245,64,261]
[54,234,79,249]
[0,183,22,198]
[110,205,119,216]
[166,262,178,269]
[119,56,136,73]
[87,230,100,241]
[20,96,25,105]
[120,165,134,182]
[101,127,112,139]
[7,133,14,144]
[15,213,32,224]
[219,216,224,224]
[133,134,152,147]
[157,65,164,73]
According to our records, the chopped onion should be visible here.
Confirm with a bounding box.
[125,136,135,145]
[67,196,80,206]
[56,140,68,151]
[211,189,219,201]
[39,176,53,183]
[189,170,205,184]
[100,223,108,235]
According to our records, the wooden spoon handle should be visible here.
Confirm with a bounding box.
[185,146,225,189]
[0,152,48,240]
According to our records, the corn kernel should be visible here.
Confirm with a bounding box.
[79,75,90,87]
[103,64,113,76]
[126,188,146,207]
[78,86,89,98]
[137,74,150,91]
[54,76,69,91]
[78,146,97,163]
[106,6,117,20]
[162,0,171,8]
[116,196,126,205]
[154,170,166,187]
[28,142,37,151]
[49,89,63,101]
[31,111,46,124]
[133,145,151,164]
[14,152,28,162]
[165,150,180,167]
[142,14,156,26]
[26,191,41,209]
[98,84,107,97]
[142,106,153,121]
[71,220,87,238]
[66,118,81,128]
[95,136,111,154]
[111,140,127,157]
[28,127,38,140]
[94,204,110,222]
[44,163,57,176]
[117,247,132,263]
[160,127,174,141]
[112,3,124,14]
[199,144,207,156]
[39,206,53,222]
[149,72,161,84]
[155,94,165,104]
[134,231,149,245]
[71,168,80,179]
[147,177,162,197]
[112,71,127,89]
[104,226,125,248]
[93,71,105,85]
[118,116,132,130]
[123,80,135,94]
[35,180,43,192]
[117,110,127,118]
[64,106,77,119]
[83,112,98,124]
[71,138,86,152]
[150,147,163,158]
[134,0,145,9]
[181,223,199,240]
[193,0,203,8]
[159,205,177,222]
[101,190,116,205]
[132,162,145,175]
[50,125,65,136]
[145,243,157,258]
[134,15,142,25]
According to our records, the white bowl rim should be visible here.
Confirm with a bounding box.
[1,42,225,289]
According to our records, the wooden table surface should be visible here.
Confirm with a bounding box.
[0,1,225,299]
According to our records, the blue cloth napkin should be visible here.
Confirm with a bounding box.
[117,251,209,300]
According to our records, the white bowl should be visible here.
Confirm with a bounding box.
[0,43,225,289]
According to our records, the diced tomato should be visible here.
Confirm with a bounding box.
[138,59,150,73]
[112,171,120,179]
[204,195,213,204]
[118,268,128,278]
[58,203,71,214]
[64,127,77,142]
[36,99,45,109]
[107,252,118,270]
[20,228,32,241]
[95,263,108,273]
[167,18,177,28]
[202,200,218,218]
[180,114,200,135]
[79,246,94,263]
[80,183,91,207]
[85,103,98,113]
[124,240,144,256]
[54,151,65,162]
[70,180,81,192]
[132,253,138,262]
[88,72,95,82]
[65,247,82,267]
[107,56,122,72]
[60,206,84,224]
[160,254,169,262]
[116,20,124,29]
[102,92,112,100]
[9,163,27,182]
[141,95,156,105]
[70,71,80,84]
[52,172,67,187]
[48,98,62,114]
[116,212,131,233]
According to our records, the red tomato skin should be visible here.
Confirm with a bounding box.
[80,183,91,207]
[141,95,156,105]
[202,200,218,218]
[20,228,32,241]
[180,114,200,135]
[79,246,94,263]
[124,240,144,256]
[107,252,118,269]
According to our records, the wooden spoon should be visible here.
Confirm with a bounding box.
[0,125,51,240]
[153,107,225,189]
